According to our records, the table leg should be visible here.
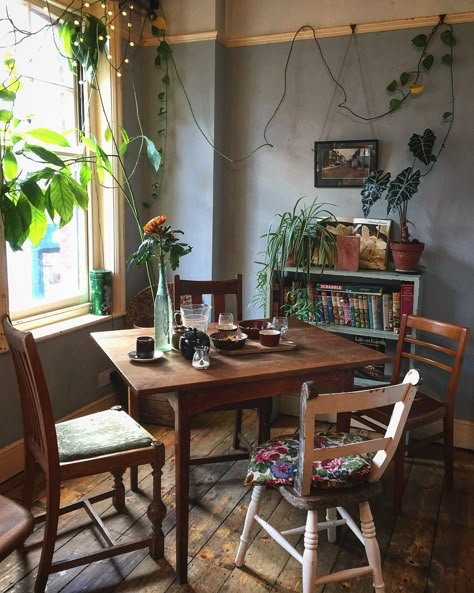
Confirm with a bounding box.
[174,400,191,584]
[128,387,140,491]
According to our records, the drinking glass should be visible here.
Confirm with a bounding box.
[272,316,289,337]
[218,312,234,330]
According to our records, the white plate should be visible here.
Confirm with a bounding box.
[128,350,165,363]
[215,324,238,331]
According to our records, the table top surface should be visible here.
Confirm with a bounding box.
[91,319,390,396]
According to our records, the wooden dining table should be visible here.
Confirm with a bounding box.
[91,318,389,584]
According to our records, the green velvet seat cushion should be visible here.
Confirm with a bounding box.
[56,409,153,462]
[245,432,374,489]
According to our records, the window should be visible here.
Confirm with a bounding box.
[0,0,125,346]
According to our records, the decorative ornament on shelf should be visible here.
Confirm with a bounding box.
[129,215,192,351]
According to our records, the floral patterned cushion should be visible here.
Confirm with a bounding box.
[244,432,373,489]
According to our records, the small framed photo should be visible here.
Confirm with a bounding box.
[314,139,378,188]
[324,217,392,270]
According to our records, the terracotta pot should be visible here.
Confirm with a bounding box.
[390,241,424,272]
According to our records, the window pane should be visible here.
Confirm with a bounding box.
[1,0,90,320]
[7,212,89,317]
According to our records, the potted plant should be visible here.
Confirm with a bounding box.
[253,197,337,318]
[360,128,439,271]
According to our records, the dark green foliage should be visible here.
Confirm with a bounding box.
[386,167,421,214]
[422,54,434,70]
[361,171,391,217]
[412,34,427,47]
[408,129,436,165]
[400,72,409,86]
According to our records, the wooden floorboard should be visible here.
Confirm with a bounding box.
[0,413,472,593]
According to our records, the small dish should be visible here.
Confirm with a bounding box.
[238,319,272,340]
[210,331,248,351]
[216,324,238,332]
[128,350,165,363]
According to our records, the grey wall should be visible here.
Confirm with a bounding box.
[135,24,473,421]
[0,318,124,447]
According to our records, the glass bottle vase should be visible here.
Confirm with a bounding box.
[154,258,173,352]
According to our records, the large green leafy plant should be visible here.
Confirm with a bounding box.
[253,197,337,316]
[0,56,90,251]
[361,128,438,243]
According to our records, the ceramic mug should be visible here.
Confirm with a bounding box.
[136,336,155,359]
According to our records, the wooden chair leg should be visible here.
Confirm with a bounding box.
[35,481,60,593]
[147,442,166,560]
[235,485,265,567]
[326,507,337,543]
[23,448,36,510]
[302,510,319,593]
[443,414,454,490]
[257,399,272,444]
[360,501,384,593]
[393,431,406,513]
[232,410,243,450]
[111,469,126,512]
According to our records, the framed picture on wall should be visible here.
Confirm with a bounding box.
[314,139,378,188]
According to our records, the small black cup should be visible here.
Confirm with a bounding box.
[136,336,155,359]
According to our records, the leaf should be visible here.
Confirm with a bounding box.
[80,163,92,187]
[441,53,452,65]
[0,108,13,123]
[96,144,112,175]
[410,84,425,95]
[49,173,75,224]
[154,54,161,67]
[408,128,436,165]
[17,195,33,234]
[120,127,129,144]
[3,148,18,180]
[3,198,26,251]
[82,135,98,153]
[412,34,427,47]
[386,167,421,214]
[158,92,165,101]
[440,30,456,46]
[24,128,70,147]
[361,170,391,217]
[20,178,44,209]
[389,98,401,111]
[44,187,55,221]
[442,111,453,121]
[400,72,409,86]
[159,107,167,116]
[104,126,113,142]
[162,73,170,86]
[25,144,65,168]
[0,88,15,101]
[386,80,397,92]
[28,207,48,246]
[422,54,434,71]
[67,176,89,210]
[157,41,171,55]
[144,136,162,172]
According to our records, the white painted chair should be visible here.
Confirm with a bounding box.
[235,370,419,593]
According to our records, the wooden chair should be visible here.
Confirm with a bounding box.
[0,495,33,562]
[174,274,272,451]
[235,371,419,593]
[1,314,166,593]
[352,314,470,511]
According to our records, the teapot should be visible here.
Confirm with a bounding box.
[179,328,210,360]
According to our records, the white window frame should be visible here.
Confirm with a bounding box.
[0,0,126,350]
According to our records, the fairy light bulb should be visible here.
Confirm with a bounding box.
[117,71,122,78]
[98,35,104,40]
[129,41,135,46]
[122,11,127,16]
[74,19,80,25]
[107,54,112,60]
[79,36,84,42]
[110,25,115,30]
[127,22,132,28]
[101,3,106,8]
[73,40,79,46]
[84,2,90,7]
[124,58,129,63]
[106,34,111,40]
[107,10,113,16]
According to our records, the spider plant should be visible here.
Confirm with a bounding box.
[253,197,337,312]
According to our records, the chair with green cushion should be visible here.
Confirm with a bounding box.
[1,314,166,593]
[235,371,419,593]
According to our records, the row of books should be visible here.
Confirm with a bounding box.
[274,280,414,333]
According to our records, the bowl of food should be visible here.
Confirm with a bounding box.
[238,319,272,340]
[210,331,248,351]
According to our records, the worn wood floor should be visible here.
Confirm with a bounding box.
[0,410,472,593]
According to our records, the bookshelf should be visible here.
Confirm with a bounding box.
[274,266,424,340]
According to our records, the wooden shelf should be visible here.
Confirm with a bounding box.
[309,322,400,340]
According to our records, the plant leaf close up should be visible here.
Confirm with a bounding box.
[361,170,391,217]
[408,128,436,165]
[386,167,421,214]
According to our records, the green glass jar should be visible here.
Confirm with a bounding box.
[90,269,112,315]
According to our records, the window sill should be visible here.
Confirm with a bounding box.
[1,312,126,353]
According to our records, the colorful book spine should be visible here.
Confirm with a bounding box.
[349,294,356,327]
[392,292,400,332]
[343,294,352,326]
[361,295,369,329]
[321,291,329,323]
[367,295,374,329]
[326,292,335,323]
[314,290,324,323]
[336,293,345,325]
[332,292,340,324]
[400,282,414,317]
